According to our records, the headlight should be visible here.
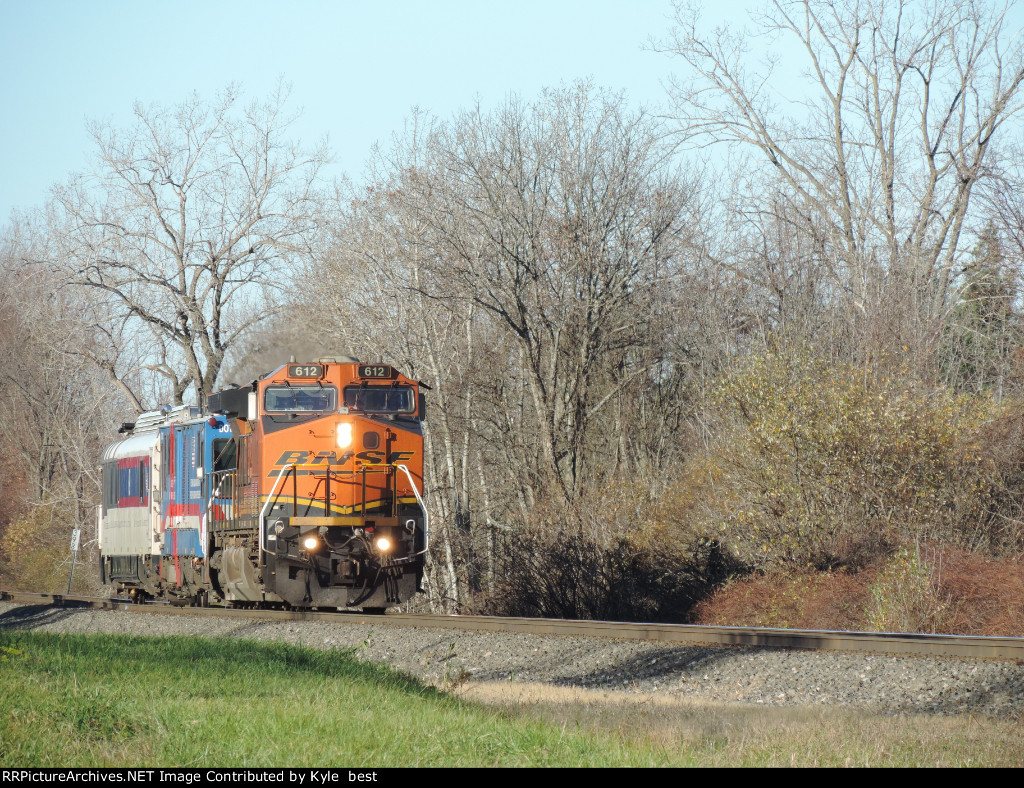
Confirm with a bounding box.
[337,422,352,448]
[302,535,319,551]
[375,536,392,552]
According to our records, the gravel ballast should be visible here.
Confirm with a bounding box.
[2,602,1022,719]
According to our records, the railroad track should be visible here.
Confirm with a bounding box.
[3,588,1022,661]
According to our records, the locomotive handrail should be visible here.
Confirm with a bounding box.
[395,463,429,555]
[300,463,393,518]
[202,469,236,554]
[259,463,297,561]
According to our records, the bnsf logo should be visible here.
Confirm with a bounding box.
[273,450,415,466]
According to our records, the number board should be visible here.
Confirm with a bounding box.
[288,364,323,378]
[358,364,396,379]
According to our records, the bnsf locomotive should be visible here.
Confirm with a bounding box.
[98,358,427,610]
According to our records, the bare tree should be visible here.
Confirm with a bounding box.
[50,84,328,409]
[658,0,1024,357]
[0,217,121,591]
[413,86,695,501]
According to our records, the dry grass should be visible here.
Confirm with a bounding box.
[458,681,1024,767]
[690,547,1024,636]
[927,549,1024,635]
[690,567,879,630]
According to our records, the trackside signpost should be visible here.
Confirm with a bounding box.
[67,528,81,594]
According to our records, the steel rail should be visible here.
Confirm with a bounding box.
[3,589,1022,661]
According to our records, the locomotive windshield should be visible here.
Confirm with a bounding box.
[343,386,414,414]
[264,385,337,413]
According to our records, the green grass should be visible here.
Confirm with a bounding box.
[2,631,1022,767]
[0,632,684,767]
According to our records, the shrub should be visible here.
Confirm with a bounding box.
[866,546,958,634]
[671,347,1019,570]
[0,506,101,594]
[482,492,740,622]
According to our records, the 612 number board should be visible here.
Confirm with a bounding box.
[358,365,395,379]
[288,365,323,378]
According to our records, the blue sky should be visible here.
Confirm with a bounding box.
[0,0,697,221]
[6,1,1021,225]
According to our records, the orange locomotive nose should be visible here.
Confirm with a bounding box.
[266,416,418,518]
